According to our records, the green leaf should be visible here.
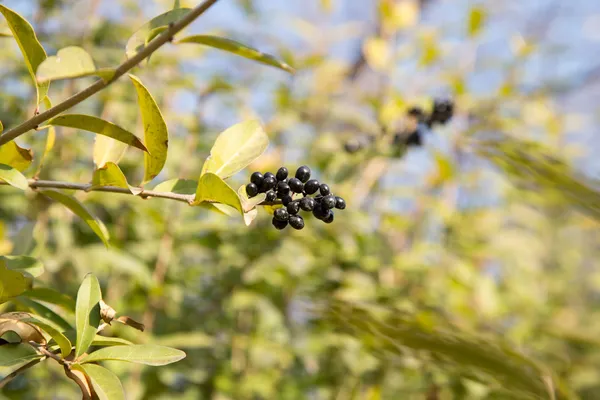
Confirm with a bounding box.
[41,190,110,247]
[74,274,102,359]
[153,178,197,195]
[81,344,186,366]
[201,120,269,180]
[0,4,48,105]
[175,35,295,74]
[125,8,190,60]
[74,364,125,400]
[238,185,266,226]
[129,74,169,185]
[193,173,243,214]
[1,255,44,278]
[36,46,115,84]
[0,164,28,190]
[0,141,33,171]
[0,260,32,304]
[21,287,76,311]
[14,297,72,332]
[468,5,487,37]
[325,301,560,400]
[63,330,133,347]
[93,135,128,168]
[44,114,147,153]
[25,317,72,358]
[91,162,142,195]
[0,343,41,367]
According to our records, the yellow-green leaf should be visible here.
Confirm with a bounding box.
[74,364,125,400]
[1,255,44,278]
[74,274,102,359]
[81,344,186,366]
[0,260,32,304]
[0,141,33,171]
[153,178,196,195]
[41,190,110,247]
[45,114,147,152]
[0,4,48,105]
[0,163,28,190]
[36,46,115,84]
[91,162,142,195]
[201,120,268,180]
[238,185,266,226]
[25,317,71,358]
[193,172,243,214]
[93,135,128,168]
[129,74,168,185]
[125,8,190,60]
[0,120,3,133]
[468,5,487,37]
[175,35,295,74]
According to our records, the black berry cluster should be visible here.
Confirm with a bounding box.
[394,98,455,148]
[245,166,346,230]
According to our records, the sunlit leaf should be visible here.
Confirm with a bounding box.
[0,164,28,190]
[24,317,71,358]
[0,141,33,172]
[193,172,243,214]
[1,255,44,278]
[468,5,487,37]
[93,135,128,168]
[201,120,268,180]
[129,74,168,185]
[74,274,102,359]
[81,344,186,366]
[0,4,48,105]
[44,114,147,153]
[74,364,125,400]
[238,185,266,226]
[0,343,41,368]
[0,260,32,304]
[175,35,295,73]
[125,8,190,60]
[91,162,142,195]
[153,178,196,195]
[36,46,115,84]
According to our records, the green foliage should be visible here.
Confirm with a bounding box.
[74,273,102,359]
[0,164,28,190]
[80,344,186,366]
[74,364,125,400]
[36,46,115,84]
[194,172,243,214]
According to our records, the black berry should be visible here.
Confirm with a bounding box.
[289,215,305,230]
[319,183,330,196]
[323,211,334,224]
[300,197,315,211]
[260,176,276,192]
[287,201,300,215]
[313,203,331,220]
[322,194,336,209]
[288,178,304,193]
[272,218,288,230]
[304,179,319,195]
[274,208,289,221]
[281,195,293,206]
[246,183,259,198]
[266,190,277,202]
[276,167,288,181]
[295,166,311,183]
[264,172,275,180]
[250,172,264,186]
[335,196,346,210]
[277,181,290,196]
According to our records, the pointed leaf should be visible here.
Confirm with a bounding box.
[14,297,72,332]
[81,344,185,366]
[0,343,41,367]
[0,141,33,171]
[0,260,32,304]
[21,287,75,312]
[125,8,190,59]
[36,46,115,84]
[91,162,142,195]
[201,120,268,179]
[129,74,168,185]
[194,173,243,214]
[175,35,295,74]
[44,114,147,152]
[1,255,44,278]
[41,190,110,247]
[0,164,28,190]
[0,4,48,105]
[74,364,125,400]
[74,274,102,359]
[24,317,71,358]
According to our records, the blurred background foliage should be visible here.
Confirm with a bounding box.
[2,0,600,398]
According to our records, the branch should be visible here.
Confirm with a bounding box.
[0,0,221,147]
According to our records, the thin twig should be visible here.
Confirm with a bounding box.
[0,0,221,147]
